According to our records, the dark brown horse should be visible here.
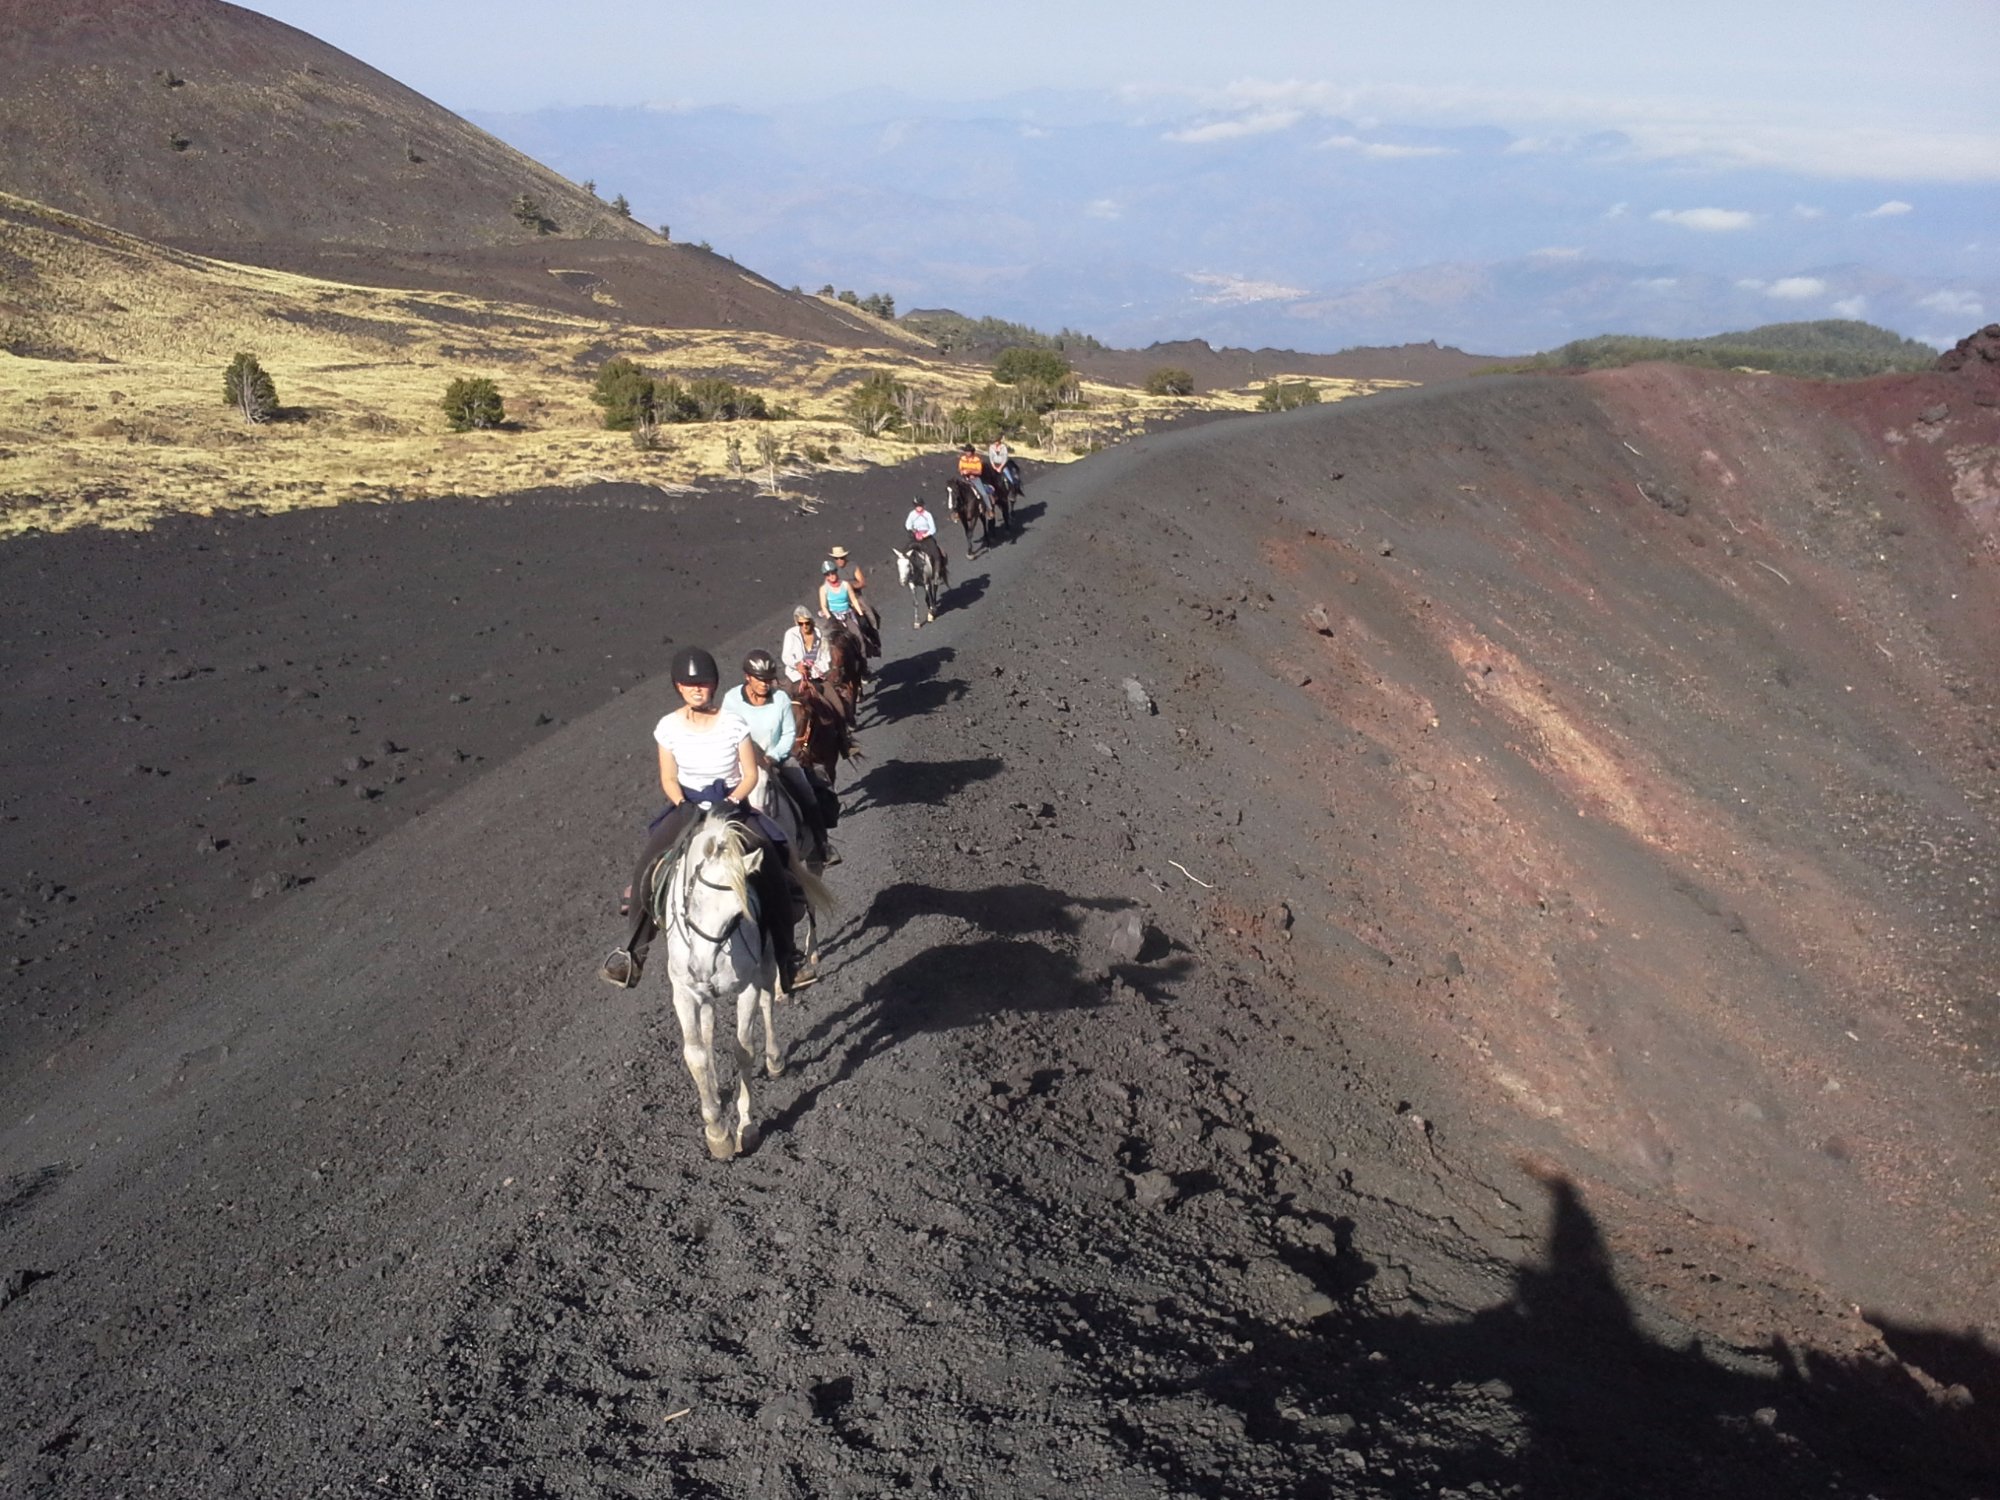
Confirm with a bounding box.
[946,479,993,558]
[792,677,861,789]
[821,615,868,727]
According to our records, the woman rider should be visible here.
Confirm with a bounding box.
[600,646,811,992]
[782,605,831,690]
[816,560,871,687]
[824,545,881,658]
[722,648,834,866]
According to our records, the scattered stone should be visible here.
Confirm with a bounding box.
[1105,911,1145,962]
[1122,677,1156,716]
[1919,403,1948,423]
[1377,540,1394,557]
[1127,1170,1179,1209]
[1753,1406,1778,1428]
[218,769,255,787]
[448,693,469,704]
[195,834,226,855]
[535,712,554,726]
[344,755,371,772]
[1272,901,1293,933]
[250,871,300,900]
[1306,603,1336,635]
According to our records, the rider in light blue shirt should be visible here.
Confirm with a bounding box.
[722,649,834,865]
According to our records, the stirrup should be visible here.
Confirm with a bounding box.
[599,947,641,989]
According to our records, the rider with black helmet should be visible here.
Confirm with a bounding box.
[601,646,812,991]
[722,649,835,866]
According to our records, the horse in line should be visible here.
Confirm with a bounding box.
[893,544,941,627]
[649,811,833,1159]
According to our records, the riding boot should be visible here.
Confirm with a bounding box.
[751,847,811,989]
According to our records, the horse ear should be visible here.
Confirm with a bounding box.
[742,848,765,874]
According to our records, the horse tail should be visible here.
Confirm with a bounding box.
[792,857,837,922]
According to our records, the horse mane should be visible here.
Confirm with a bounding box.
[699,813,755,914]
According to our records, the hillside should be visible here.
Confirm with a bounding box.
[1523,319,1939,379]
[1,355,1995,1495]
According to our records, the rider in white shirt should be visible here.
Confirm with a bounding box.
[904,495,950,583]
[781,606,832,687]
[987,438,1021,493]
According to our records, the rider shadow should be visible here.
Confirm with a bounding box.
[1010,499,1047,528]
[1046,1171,2000,1497]
[766,881,1191,1139]
[841,755,1002,815]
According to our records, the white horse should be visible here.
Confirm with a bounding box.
[648,811,833,1159]
[893,545,940,627]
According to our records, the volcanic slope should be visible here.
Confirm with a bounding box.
[0,0,891,345]
[2,360,1997,1496]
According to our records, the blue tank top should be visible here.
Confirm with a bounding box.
[825,581,852,615]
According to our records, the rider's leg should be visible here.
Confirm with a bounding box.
[780,763,831,862]
[604,801,698,985]
[745,831,809,988]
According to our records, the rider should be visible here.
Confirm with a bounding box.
[987,436,1022,494]
[825,545,882,657]
[782,605,831,689]
[956,442,994,510]
[723,649,835,866]
[600,646,811,993]
[905,494,950,582]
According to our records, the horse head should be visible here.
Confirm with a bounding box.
[893,547,912,585]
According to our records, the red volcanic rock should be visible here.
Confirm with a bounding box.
[1937,324,2000,405]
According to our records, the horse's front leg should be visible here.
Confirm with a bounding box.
[671,985,735,1158]
[727,978,762,1153]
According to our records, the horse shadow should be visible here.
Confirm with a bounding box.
[766,882,1189,1138]
[1030,1170,2000,1497]
[840,755,1002,815]
[942,574,991,611]
[1010,498,1047,528]
[862,646,968,726]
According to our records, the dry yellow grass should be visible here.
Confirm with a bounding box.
[0,193,1411,535]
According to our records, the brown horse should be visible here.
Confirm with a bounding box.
[792,677,861,790]
[946,479,993,558]
[821,615,868,726]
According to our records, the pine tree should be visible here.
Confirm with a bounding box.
[223,353,278,423]
[441,377,505,432]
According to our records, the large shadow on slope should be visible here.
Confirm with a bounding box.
[1070,1173,2000,1498]
[839,755,1002,814]
[766,881,1189,1137]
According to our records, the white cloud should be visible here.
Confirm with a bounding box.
[1920,289,1985,318]
[1792,203,1826,219]
[1164,109,1302,144]
[1319,134,1455,159]
[1767,276,1828,300]
[1736,278,1767,291]
[1862,199,1914,218]
[1530,246,1583,261]
[1651,207,1756,232]
[1832,296,1868,317]
[1185,271,1308,305]
[1155,79,2000,183]
[1604,201,1630,220]
[1084,198,1121,221]
[1635,277,1679,292]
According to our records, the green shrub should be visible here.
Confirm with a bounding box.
[611,193,631,217]
[511,194,551,233]
[1256,380,1320,413]
[801,442,829,465]
[222,353,277,423]
[1145,366,1195,396]
[441,376,505,432]
[591,356,657,431]
[843,370,908,436]
[992,347,1073,387]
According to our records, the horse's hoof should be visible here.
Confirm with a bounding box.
[765,1057,786,1079]
[926,612,935,623]
[705,1130,736,1161]
[737,1124,762,1153]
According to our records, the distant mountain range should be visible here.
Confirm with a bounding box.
[468,92,1999,357]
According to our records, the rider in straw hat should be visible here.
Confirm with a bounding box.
[824,545,881,656]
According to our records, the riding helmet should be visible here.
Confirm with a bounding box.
[743,650,778,681]
[822,559,839,575]
[671,646,720,685]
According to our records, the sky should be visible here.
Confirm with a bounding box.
[239,1,2000,181]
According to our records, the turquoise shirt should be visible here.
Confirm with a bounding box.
[721,684,796,762]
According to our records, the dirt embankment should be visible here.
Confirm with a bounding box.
[2,363,1996,1497]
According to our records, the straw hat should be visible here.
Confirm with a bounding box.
[827,545,850,560]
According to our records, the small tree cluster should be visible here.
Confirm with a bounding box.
[511,193,553,234]
[590,358,773,431]
[441,376,505,431]
[990,348,1081,415]
[223,352,277,424]
[1256,380,1321,413]
[1145,366,1195,396]
[611,193,631,217]
[843,370,909,437]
